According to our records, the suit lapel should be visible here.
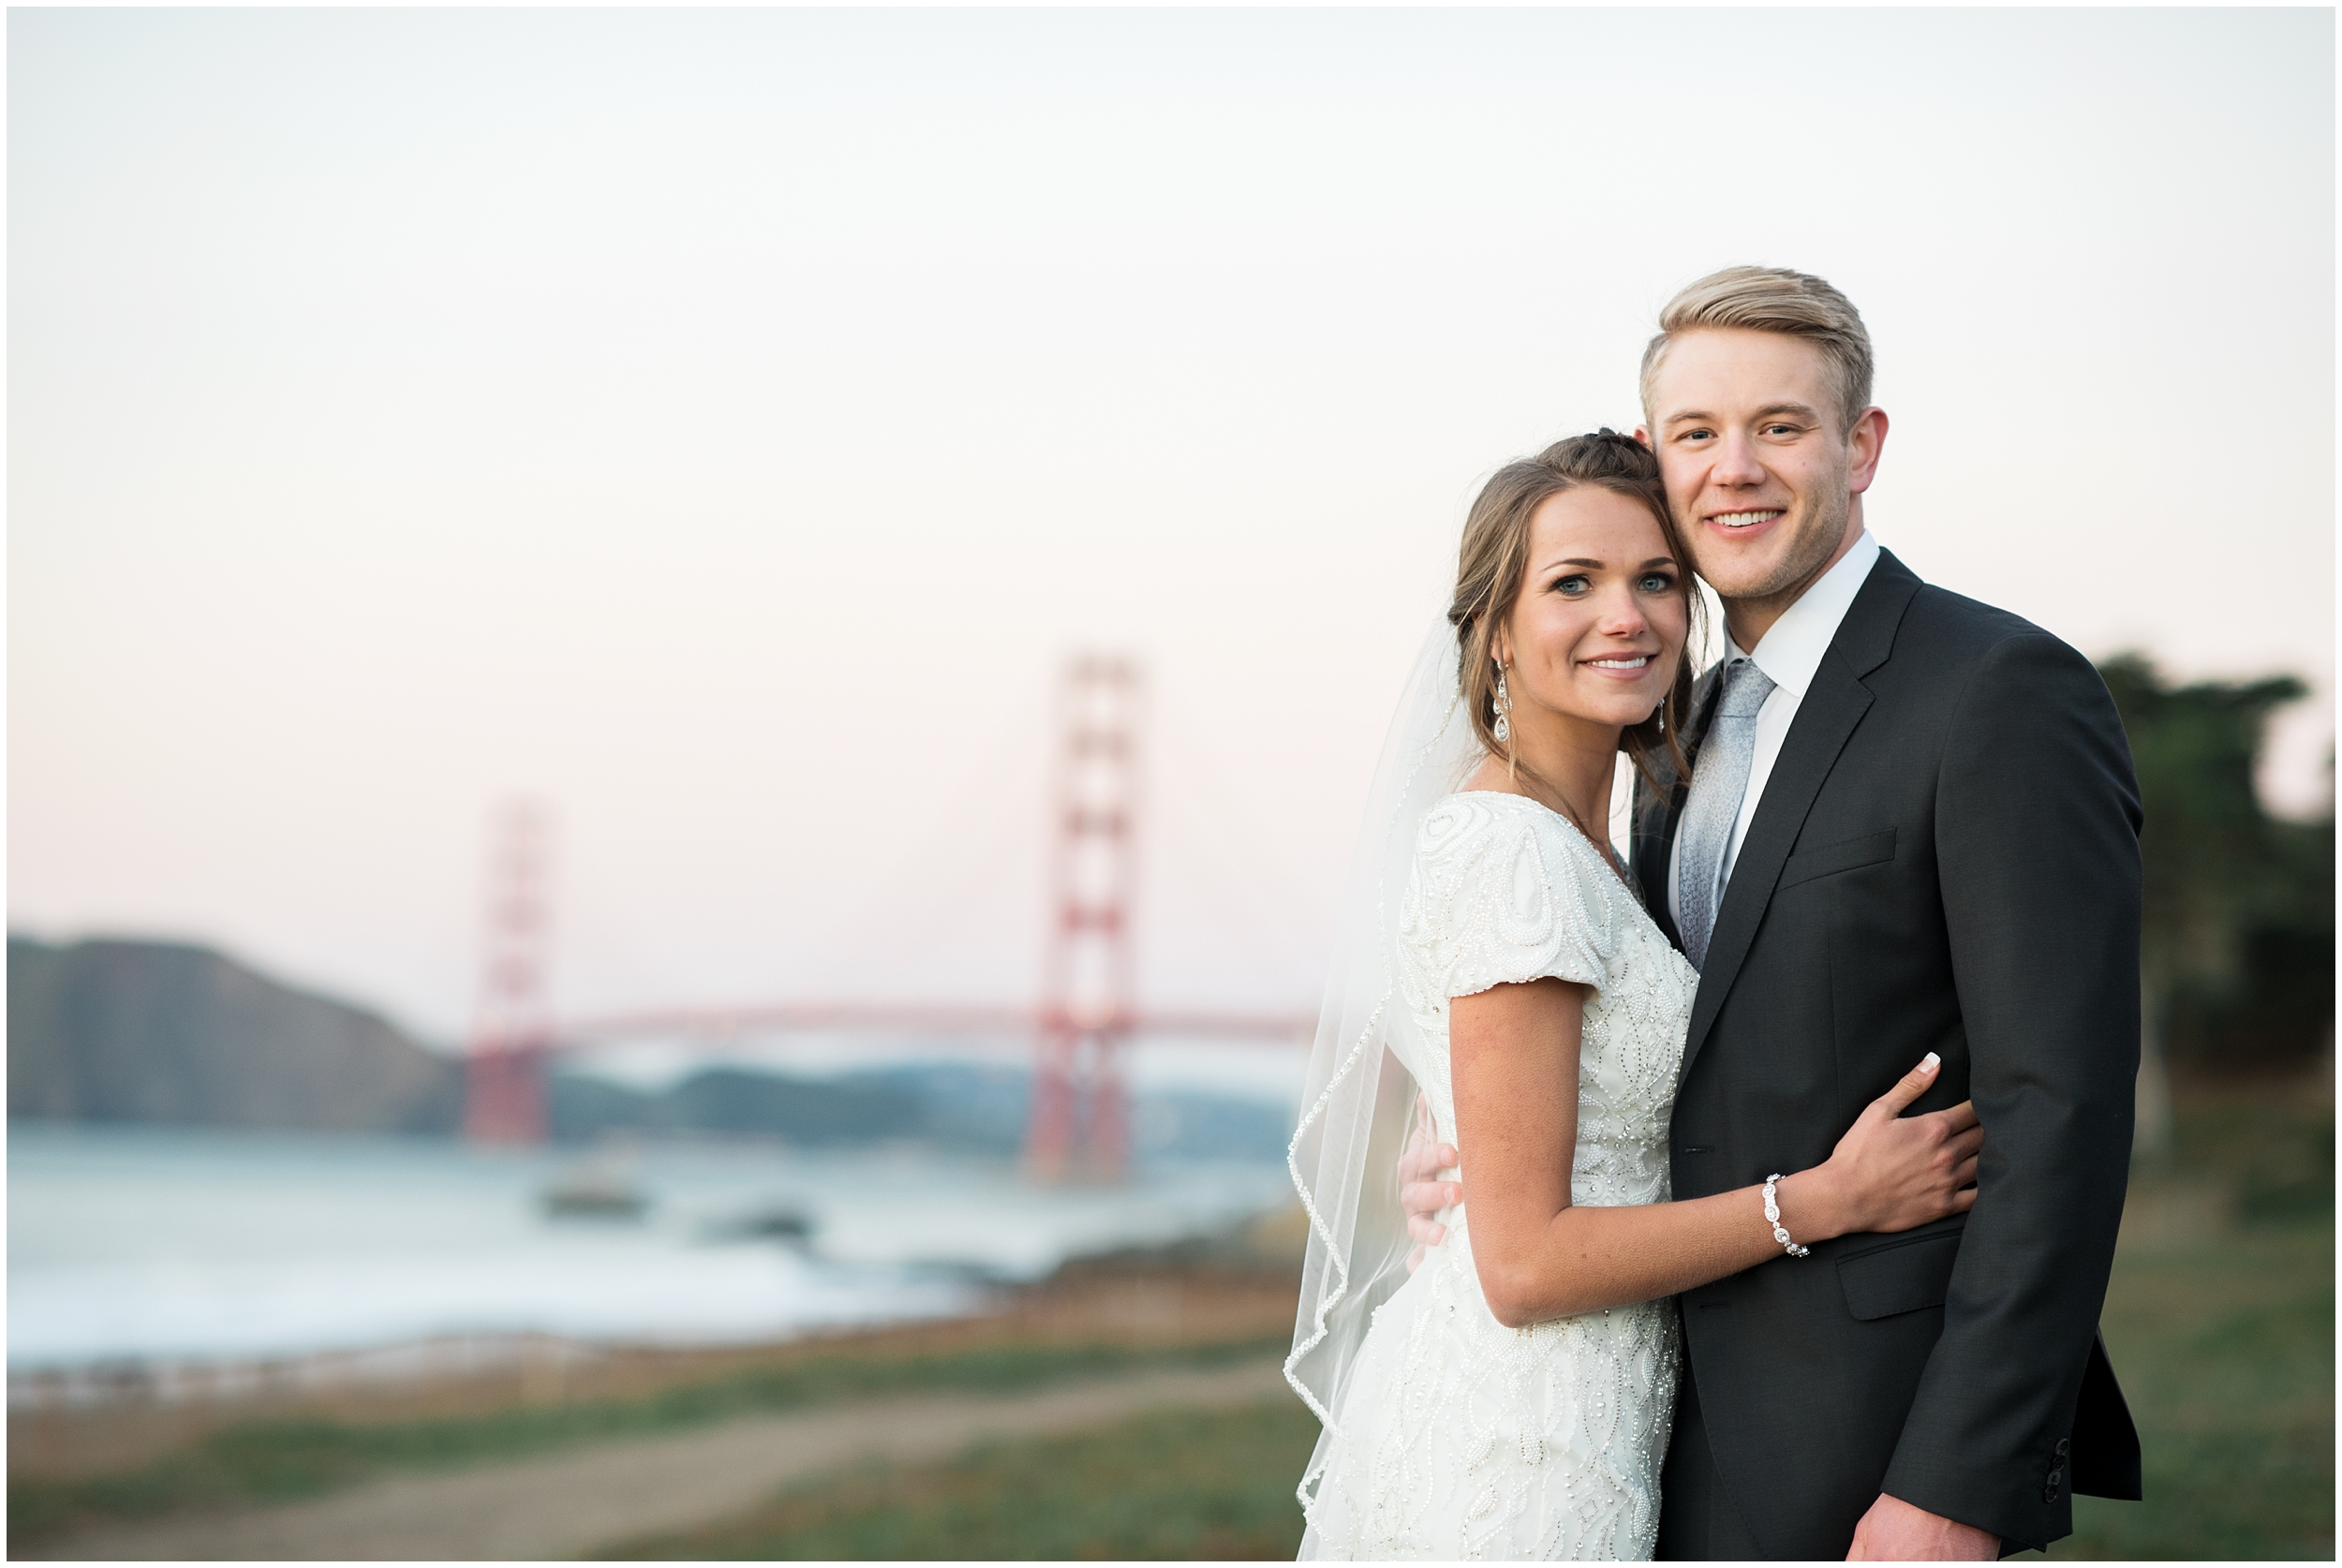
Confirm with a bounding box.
[1631,796,1683,950]
[1678,552,1924,1086]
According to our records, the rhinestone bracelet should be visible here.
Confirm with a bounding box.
[1762,1174,1811,1258]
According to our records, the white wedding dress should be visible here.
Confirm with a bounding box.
[1300,791,1700,1561]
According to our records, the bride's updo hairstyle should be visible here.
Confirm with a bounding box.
[1447,430,1701,791]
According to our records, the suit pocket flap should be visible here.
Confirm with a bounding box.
[1837,1229,1962,1321]
[1779,828,1897,891]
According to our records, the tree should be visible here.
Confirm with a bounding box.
[2097,654,2333,1161]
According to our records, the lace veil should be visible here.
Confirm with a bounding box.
[1284,614,1483,1511]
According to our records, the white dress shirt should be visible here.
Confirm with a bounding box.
[1668,528,1883,937]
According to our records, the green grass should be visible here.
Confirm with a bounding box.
[7,1334,1289,1554]
[2037,1087,2335,1561]
[2043,1220,2331,1559]
[600,1398,1324,1561]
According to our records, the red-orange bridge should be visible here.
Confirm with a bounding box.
[462,656,1316,1179]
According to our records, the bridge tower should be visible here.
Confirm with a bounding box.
[464,799,554,1144]
[1026,655,1142,1181]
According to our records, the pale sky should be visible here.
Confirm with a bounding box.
[10,8,2334,1072]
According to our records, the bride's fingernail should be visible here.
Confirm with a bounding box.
[1920,1051,1941,1072]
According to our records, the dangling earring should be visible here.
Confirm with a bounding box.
[1492,663,1512,744]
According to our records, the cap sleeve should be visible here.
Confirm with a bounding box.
[1400,794,1620,1007]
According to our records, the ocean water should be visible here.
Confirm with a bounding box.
[7,1121,1295,1369]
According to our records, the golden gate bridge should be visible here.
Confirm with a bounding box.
[461,655,1314,1178]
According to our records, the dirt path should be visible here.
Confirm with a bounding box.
[34,1358,1290,1561]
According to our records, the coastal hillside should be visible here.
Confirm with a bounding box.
[7,936,464,1133]
[6,936,1297,1161]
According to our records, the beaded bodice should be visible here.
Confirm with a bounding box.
[1393,791,1697,1209]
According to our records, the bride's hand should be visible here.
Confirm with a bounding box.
[1805,1054,1983,1238]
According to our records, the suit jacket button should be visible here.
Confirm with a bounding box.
[2054,1439,2071,1459]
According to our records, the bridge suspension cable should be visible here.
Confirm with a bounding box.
[462,656,1313,1176]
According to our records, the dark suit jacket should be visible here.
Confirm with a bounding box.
[1632,549,2144,1556]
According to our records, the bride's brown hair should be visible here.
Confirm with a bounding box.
[1447,430,1701,796]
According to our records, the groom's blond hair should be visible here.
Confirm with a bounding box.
[1639,267,1874,435]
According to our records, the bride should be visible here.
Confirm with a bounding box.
[1284,431,1981,1561]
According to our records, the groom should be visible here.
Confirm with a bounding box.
[1402,267,2142,1559]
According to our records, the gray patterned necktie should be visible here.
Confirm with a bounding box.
[1677,658,1777,972]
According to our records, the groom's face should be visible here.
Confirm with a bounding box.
[1637,328,1882,625]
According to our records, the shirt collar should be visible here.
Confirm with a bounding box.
[1724,528,1883,700]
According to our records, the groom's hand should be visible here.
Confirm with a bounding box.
[1846,1493,1997,1561]
[1397,1092,1461,1274]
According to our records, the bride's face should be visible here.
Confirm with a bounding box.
[1494,486,1686,736]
